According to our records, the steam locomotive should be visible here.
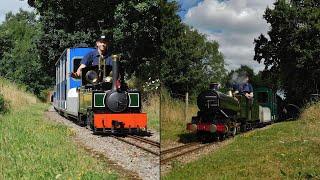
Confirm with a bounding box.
[187,83,299,139]
[53,47,147,134]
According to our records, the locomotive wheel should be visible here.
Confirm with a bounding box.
[229,127,237,137]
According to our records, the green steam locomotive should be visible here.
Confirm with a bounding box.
[187,84,299,139]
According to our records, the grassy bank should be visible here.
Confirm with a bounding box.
[160,90,197,145]
[0,78,117,179]
[164,102,320,179]
[0,78,37,110]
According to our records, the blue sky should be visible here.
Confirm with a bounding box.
[172,0,275,72]
[173,0,202,18]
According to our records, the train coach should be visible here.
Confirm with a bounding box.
[53,46,147,134]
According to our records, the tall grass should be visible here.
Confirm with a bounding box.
[160,89,198,145]
[143,92,160,131]
[0,78,37,109]
[164,102,320,179]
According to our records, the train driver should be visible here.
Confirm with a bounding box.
[74,35,112,77]
[239,74,254,99]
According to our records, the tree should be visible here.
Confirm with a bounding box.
[0,10,50,95]
[160,1,226,97]
[254,0,320,105]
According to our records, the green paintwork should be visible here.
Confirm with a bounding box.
[235,95,259,122]
[128,93,139,107]
[216,91,240,113]
[94,93,106,107]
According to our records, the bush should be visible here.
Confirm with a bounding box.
[38,88,53,103]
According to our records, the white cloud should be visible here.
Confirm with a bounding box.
[0,0,34,23]
[184,0,274,73]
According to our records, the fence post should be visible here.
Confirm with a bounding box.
[185,92,189,122]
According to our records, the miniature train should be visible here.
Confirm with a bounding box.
[187,84,299,139]
[53,47,147,134]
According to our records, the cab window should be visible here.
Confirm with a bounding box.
[73,58,82,72]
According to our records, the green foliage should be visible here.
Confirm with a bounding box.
[254,0,320,105]
[160,1,226,97]
[113,1,160,80]
[0,10,50,96]
[38,88,52,102]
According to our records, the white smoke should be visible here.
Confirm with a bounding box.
[230,71,248,85]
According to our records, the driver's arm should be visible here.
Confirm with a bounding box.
[76,64,86,77]
[245,92,253,98]
[75,52,91,77]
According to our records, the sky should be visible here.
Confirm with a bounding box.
[173,0,275,73]
[0,0,33,23]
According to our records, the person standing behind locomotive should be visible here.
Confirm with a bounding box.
[239,74,254,121]
[239,75,253,99]
[75,35,112,77]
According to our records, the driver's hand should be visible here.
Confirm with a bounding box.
[76,70,81,77]
[71,72,80,78]
[245,93,250,98]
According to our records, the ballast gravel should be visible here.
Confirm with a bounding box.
[45,106,159,180]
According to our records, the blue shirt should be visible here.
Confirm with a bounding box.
[239,83,253,93]
[80,49,112,66]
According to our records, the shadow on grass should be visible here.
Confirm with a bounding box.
[178,132,224,144]
[177,133,198,144]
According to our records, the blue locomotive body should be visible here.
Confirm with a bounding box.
[53,47,94,116]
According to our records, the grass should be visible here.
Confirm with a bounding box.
[160,90,198,146]
[163,102,320,179]
[0,78,118,179]
[143,92,160,131]
[0,78,37,110]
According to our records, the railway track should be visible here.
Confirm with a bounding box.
[127,135,160,147]
[160,142,213,164]
[111,135,160,156]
